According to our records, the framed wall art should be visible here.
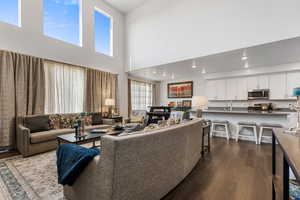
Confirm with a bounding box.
[168,81,193,98]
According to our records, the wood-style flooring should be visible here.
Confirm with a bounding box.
[163,138,272,200]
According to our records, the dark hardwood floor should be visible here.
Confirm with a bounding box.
[162,138,272,200]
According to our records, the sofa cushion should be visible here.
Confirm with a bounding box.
[91,113,103,125]
[30,128,74,144]
[24,115,50,133]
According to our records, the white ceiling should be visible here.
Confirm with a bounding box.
[129,37,300,81]
[104,0,147,13]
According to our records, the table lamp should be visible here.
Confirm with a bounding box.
[105,98,115,118]
[192,96,208,118]
[292,87,300,133]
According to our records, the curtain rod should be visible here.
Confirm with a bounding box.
[0,49,118,75]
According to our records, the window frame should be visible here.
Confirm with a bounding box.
[43,0,83,46]
[94,7,114,57]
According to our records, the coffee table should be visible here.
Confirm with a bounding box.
[57,130,124,148]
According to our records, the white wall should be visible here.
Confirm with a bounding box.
[126,0,300,70]
[0,0,128,116]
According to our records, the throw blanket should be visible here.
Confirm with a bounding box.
[56,144,100,186]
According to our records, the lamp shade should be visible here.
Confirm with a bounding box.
[192,96,208,108]
[105,98,115,106]
[293,87,300,97]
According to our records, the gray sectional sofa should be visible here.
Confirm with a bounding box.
[64,118,203,200]
[17,113,112,157]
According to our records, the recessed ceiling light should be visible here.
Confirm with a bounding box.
[241,56,248,61]
[241,50,248,60]
[202,68,206,74]
[192,60,197,68]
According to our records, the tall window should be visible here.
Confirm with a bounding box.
[44,0,81,46]
[94,9,113,56]
[131,80,153,110]
[44,61,85,114]
[0,0,20,26]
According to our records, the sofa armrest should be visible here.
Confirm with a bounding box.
[17,125,31,156]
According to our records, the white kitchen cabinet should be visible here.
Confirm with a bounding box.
[216,79,226,100]
[247,75,269,91]
[247,76,258,91]
[206,79,226,100]
[206,80,217,100]
[237,78,248,100]
[257,75,269,89]
[269,73,287,100]
[286,71,300,99]
[226,78,238,100]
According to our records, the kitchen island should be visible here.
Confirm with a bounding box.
[202,107,295,143]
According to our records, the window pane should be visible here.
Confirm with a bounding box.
[95,9,112,56]
[131,80,153,111]
[44,0,80,45]
[0,0,19,26]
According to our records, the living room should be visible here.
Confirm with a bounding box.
[1,0,300,199]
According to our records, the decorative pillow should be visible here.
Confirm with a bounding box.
[60,117,75,129]
[24,115,50,133]
[91,113,103,125]
[49,114,61,129]
[84,115,92,126]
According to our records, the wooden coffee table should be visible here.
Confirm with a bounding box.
[57,130,124,148]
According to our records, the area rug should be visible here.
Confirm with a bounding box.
[0,150,63,200]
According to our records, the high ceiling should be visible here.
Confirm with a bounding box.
[104,0,147,13]
[129,37,300,81]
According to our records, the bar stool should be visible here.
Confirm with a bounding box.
[258,123,283,144]
[236,122,258,144]
[210,120,230,140]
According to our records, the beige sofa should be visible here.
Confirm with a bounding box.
[17,113,112,157]
[64,119,203,200]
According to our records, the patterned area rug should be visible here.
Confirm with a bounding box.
[0,150,63,200]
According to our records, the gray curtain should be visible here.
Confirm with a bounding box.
[85,68,118,113]
[0,51,45,148]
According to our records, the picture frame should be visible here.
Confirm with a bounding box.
[182,100,192,108]
[168,81,193,98]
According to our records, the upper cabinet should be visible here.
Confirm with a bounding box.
[226,78,238,100]
[206,71,299,101]
[237,78,248,100]
[247,75,269,91]
[269,73,286,100]
[226,78,247,100]
[257,75,269,89]
[206,79,226,100]
[286,71,300,99]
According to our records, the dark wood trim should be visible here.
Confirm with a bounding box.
[167,81,193,99]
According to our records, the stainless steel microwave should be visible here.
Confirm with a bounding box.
[248,89,270,100]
